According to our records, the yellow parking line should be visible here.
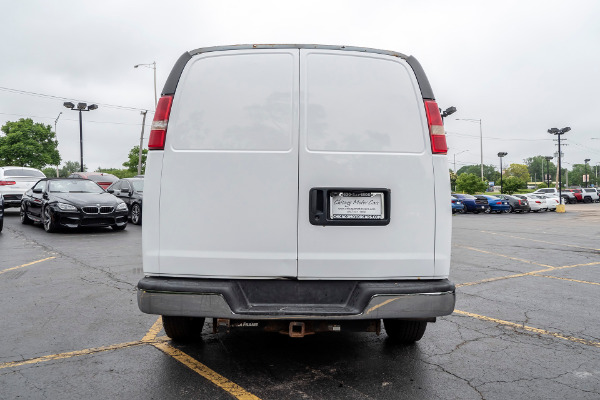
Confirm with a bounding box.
[153,342,261,400]
[533,274,600,286]
[0,340,145,370]
[479,230,600,252]
[0,256,56,275]
[142,317,163,342]
[456,245,555,269]
[454,310,600,348]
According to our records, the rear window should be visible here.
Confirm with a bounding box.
[169,52,295,151]
[305,53,424,153]
[132,180,144,192]
[88,174,117,183]
[4,168,45,177]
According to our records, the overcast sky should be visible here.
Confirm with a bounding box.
[1,0,599,173]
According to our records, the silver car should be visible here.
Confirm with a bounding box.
[0,167,46,208]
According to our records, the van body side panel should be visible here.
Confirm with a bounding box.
[433,155,451,277]
[157,50,299,278]
[297,50,436,279]
[141,150,163,274]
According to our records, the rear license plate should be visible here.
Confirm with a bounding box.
[330,192,384,220]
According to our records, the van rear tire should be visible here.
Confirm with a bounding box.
[162,316,205,342]
[383,319,427,343]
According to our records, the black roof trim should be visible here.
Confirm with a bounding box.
[161,52,192,96]
[162,45,434,100]
[405,56,435,100]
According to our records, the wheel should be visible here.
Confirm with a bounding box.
[383,319,427,344]
[162,316,205,342]
[484,208,491,214]
[43,206,58,232]
[0,218,3,232]
[131,203,142,225]
[20,204,33,225]
[584,197,592,204]
[509,205,515,213]
[533,210,539,213]
[111,223,127,231]
[459,208,466,214]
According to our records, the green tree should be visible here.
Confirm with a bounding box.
[524,156,556,184]
[502,176,525,194]
[0,118,60,169]
[122,145,147,174]
[96,167,137,179]
[42,166,58,178]
[568,164,591,187]
[456,164,499,183]
[456,173,488,194]
[449,169,457,191]
[59,161,85,177]
[505,164,530,183]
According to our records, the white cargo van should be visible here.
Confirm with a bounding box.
[138,45,455,343]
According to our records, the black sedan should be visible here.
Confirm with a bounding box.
[20,178,128,232]
[107,178,143,225]
[496,194,531,213]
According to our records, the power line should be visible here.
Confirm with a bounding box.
[0,112,152,128]
[0,86,154,113]
[446,131,553,142]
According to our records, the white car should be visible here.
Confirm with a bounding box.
[538,194,559,211]
[580,188,599,203]
[522,194,548,212]
[138,44,455,344]
[0,167,46,208]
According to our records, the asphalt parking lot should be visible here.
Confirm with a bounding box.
[1,206,599,399]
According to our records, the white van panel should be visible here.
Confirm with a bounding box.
[433,155,451,277]
[141,151,163,274]
[157,50,299,278]
[298,50,435,279]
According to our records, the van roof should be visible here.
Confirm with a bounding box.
[162,44,435,101]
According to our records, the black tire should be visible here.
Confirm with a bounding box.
[383,319,427,344]
[0,218,3,232]
[584,197,592,204]
[20,204,33,225]
[472,211,479,214]
[43,206,58,233]
[131,203,142,225]
[162,316,205,342]
[111,223,127,231]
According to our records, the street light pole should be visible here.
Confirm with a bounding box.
[548,127,571,206]
[453,149,469,173]
[456,118,483,181]
[584,158,590,188]
[544,156,553,188]
[63,102,98,172]
[498,152,507,193]
[134,61,157,109]
[138,111,147,176]
[54,112,62,177]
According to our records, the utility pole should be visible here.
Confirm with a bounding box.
[138,111,147,175]
[548,127,571,208]
[54,112,62,177]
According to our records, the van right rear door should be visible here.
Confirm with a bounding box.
[297,49,437,279]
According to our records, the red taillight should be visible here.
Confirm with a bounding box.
[424,100,447,154]
[0,180,16,186]
[148,95,174,150]
[518,200,522,205]
[496,201,501,205]
[536,201,541,204]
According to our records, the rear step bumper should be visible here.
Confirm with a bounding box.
[137,277,455,320]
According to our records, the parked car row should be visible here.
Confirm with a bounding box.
[452,188,598,215]
[0,165,144,234]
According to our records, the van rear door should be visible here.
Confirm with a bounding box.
[297,49,436,279]
[158,49,299,278]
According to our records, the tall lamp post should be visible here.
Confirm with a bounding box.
[453,149,469,173]
[63,102,98,172]
[544,156,553,188]
[134,61,157,109]
[498,152,507,193]
[584,158,590,187]
[548,127,571,206]
[456,118,484,181]
[54,112,62,177]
